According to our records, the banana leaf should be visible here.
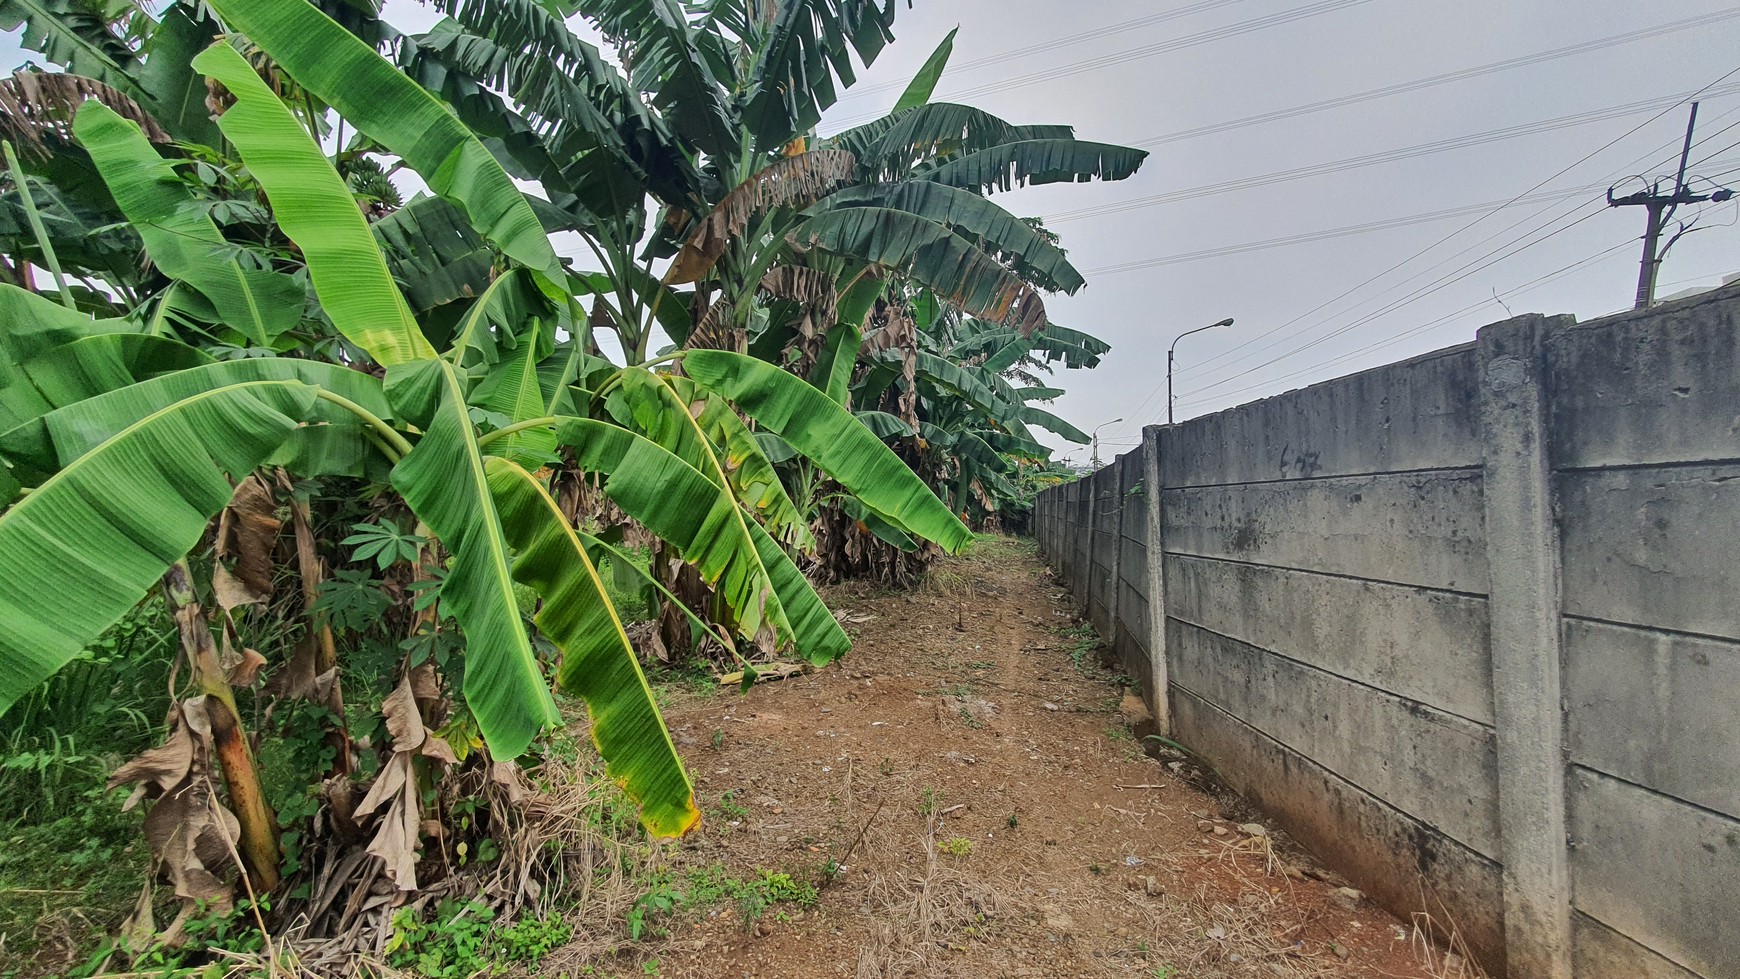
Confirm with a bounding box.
[205,0,565,283]
[616,370,812,550]
[374,194,495,313]
[0,379,317,716]
[682,350,972,552]
[548,415,787,646]
[1018,404,1090,444]
[387,359,560,761]
[923,139,1148,193]
[892,28,956,113]
[19,333,214,406]
[854,410,912,439]
[194,43,436,366]
[74,101,305,348]
[484,457,698,837]
[0,358,391,477]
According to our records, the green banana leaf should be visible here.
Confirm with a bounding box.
[137,3,224,148]
[0,379,317,717]
[73,102,305,350]
[810,323,859,406]
[815,182,1084,294]
[617,370,813,550]
[19,333,215,407]
[682,350,972,551]
[741,0,899,153]
[445,269,551,369]
[475,322,558,468]
[580,0,737,158]
[0,0,145,98]
[854,410,913,439]
[193,42,436,366]
[923,139,1148,194]
[0,358,392,477]
[484,457,698,838]
[915,351,1017,426]
[549,416,787,646]
[374,194,495,313]
[1018,404,1090,444]
[742,514,849,666]
[387,359,560,761]
[753,430,796,465]
[0,283,138,432]
[797,206,1044,334]
[838,495,918,552]
[856,103,1073,179]
[205,0,565,283]
[892,28,956,112]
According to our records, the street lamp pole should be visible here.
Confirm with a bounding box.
[1090,418,1124,468]
[1168,317,1235,425]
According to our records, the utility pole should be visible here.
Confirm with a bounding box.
[1089,418,1123,468]
[1608,102,1734,309]
[1167,317,1235,424]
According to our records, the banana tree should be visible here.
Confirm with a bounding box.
[1,5,973,916]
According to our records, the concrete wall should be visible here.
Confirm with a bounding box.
[1032,285,1740,979]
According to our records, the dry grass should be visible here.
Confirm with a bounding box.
[853,806,1010,979]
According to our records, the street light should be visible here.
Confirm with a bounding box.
[1168,317,1235,425]
[1090,418,1123,467]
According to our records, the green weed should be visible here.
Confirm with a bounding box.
[628,865,819,938]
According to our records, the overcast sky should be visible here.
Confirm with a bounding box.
[11,1,1740,461]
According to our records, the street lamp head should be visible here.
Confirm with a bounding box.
[1213,317,1235,328]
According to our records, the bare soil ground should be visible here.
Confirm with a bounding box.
[549,536,1473,979]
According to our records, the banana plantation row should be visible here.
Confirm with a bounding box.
[0,0,1140,967]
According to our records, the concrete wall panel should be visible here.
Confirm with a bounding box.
[1564,618,1740,818]
[1568,767,1740,978]
[1559,464,1740,640]
[1572,913,1703,979]
[1162,471,1486,592]
[1165,555,1493,724]
[1171,690,1504,970]
[1118,536,1148,597]
[1163,345,1480,487]
[1548,289,1740,470]
[1170,620,1499,855]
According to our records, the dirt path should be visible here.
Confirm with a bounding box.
[569,537,1453,978]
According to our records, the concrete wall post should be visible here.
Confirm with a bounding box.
[1141,425,1170,734]
[1478,314,1573,979]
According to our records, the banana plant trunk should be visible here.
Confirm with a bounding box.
[284,484,352,776]
[161,561,283,891]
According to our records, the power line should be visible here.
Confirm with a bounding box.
[1077,184,1603,276]
[1130,7,1740,148]
[1170,239,1635,411]
[830,0,1376,127]
[1170,83,1740,381]
[1046,82,1740,225]
[1077,157,1740,277]
[831,0,1257,103]
[1171,206,1613,402]
[1105,67,1740,436]
[1176,99,1740,387]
